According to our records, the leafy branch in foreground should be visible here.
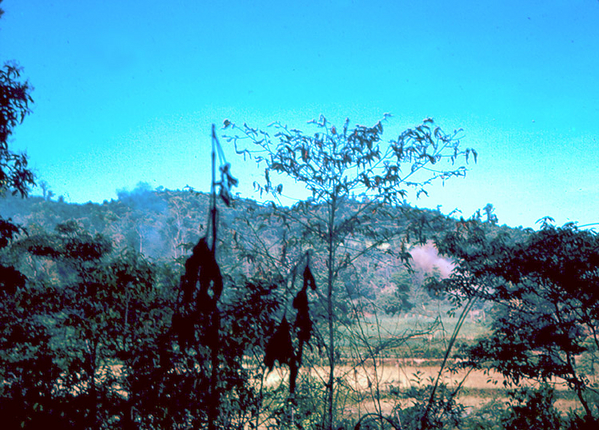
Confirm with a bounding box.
[1,62,35,197]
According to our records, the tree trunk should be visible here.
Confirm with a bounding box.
[325,196,337,430]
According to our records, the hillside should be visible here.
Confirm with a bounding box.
[0,184,512,303]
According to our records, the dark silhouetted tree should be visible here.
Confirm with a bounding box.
[0,61,34,197]
[434,220,599,425]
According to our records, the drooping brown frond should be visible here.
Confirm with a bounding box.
[264,317,294,371]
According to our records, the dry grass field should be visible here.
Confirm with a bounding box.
[263,360,584,423]
[261,311,594,423]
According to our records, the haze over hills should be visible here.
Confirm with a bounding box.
[1,183,515,305]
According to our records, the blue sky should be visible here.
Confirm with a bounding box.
[1,0,598,229]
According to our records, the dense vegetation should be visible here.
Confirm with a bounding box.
[3,182,599,429]
[3,153,599,430]
[1,5,598,426]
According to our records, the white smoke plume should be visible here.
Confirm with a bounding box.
[409,242,453,278]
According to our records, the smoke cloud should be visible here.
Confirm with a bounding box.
[409,242,453,278]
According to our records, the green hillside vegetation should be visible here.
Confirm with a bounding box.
[0,186,464,306]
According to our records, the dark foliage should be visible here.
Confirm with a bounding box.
[435,220,599,423]
[264,316,294,371]
[502,385,562,430]
[0,62,35,197]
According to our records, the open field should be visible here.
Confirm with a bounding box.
[261,309,596,423]
[263,361,586,421]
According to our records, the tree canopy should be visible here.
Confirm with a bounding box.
[433,220,599,424]
[0,62,34,197]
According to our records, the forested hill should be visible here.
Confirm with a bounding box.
[0,185,513,299]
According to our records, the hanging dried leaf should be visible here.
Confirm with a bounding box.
[198,248,223,305]
[264,317,294,371]
[171,311,195,349]
[293,287,312,344]
[181,238,211,303]
[303,265,317,291]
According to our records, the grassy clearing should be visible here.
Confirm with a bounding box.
[336,311,491,364]
[257,312,594,427]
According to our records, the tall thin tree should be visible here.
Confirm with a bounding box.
[226,114,475,429]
